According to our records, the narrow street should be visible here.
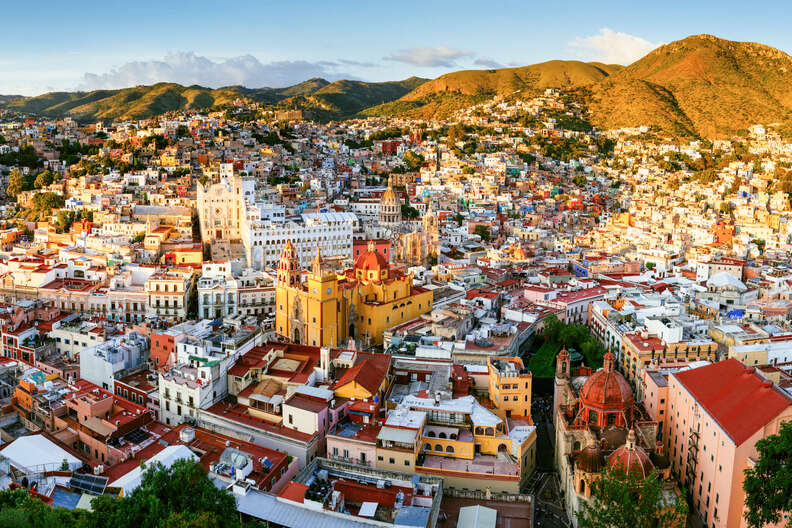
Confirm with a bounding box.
[528,395,571,528]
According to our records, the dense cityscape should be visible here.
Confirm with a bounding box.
[1,7,792,528]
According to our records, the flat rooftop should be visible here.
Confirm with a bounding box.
[438,496,532,528]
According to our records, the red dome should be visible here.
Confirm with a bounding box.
[579,369,634,409]
[355,250,388,271]
[576,444,604,473]
[608,432,654,478]
[355,240,389,275]
[579,353,634,411]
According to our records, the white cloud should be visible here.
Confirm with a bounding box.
[385,46,474,68]
[473,57,504,68]
[568,28,661,65]
[78,52,357,90]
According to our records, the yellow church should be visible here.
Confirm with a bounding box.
[275,240,433,348]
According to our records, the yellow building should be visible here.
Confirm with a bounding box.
[276,240,433,347]
[276,242,341,348]
[488,357,532,421]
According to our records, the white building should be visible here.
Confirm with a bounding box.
[159,323,263,426]
[197,172,255,242]
[241,211,357,270]
[79,332,149,392]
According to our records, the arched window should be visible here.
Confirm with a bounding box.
[450,433,457,440]
[438,432,447,439]
[475,426,483,435]
[446,445,455,454]
[423,443,431,451]
[573,441,581,451]
[435,444,443,452]
[485,427,494,436]
[426,431,436,437]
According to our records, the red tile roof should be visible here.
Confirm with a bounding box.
[278,481,308,503]
[332,354,389,396]
[674,359,792,445]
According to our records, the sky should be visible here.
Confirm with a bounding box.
[2,0,791,96]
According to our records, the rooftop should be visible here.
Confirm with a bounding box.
[673,359,792,445]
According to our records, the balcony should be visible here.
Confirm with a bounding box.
[328,455,371,467]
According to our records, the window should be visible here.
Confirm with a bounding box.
[389,457,395,464]
[404,460,410,466]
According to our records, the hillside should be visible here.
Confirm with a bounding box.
[0,77,427,122]
[275,77,428,120]
[5,35,792,137]
[361,60,622,120]
[588,34,792,137]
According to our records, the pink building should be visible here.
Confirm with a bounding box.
[665,359,792,528]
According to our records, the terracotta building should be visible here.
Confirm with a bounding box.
[664,359,792,528]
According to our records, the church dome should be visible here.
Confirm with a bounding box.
[607,430,654,478]
[576,444,604,474]
[579,352,634,410]
[381,185,399,206]
[379,176,402,225]
[355,240,389,280]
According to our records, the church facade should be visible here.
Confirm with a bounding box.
[553,347,681,527]
[275,240,433,348]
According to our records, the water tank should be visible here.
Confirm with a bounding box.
[180,427,196,443]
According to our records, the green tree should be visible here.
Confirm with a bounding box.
[55,210,76,233]
[34,170,55,189]
[454,213,465,226]
[403,150,424,171]
[131,232,146,244]
[31,192,65,215]
[473,224,490,242]
[578,467,687,528]
[744,421,792,528]
[573,173,587,187]
[87,459,240,528]
[401,204,419,219]
[0,487,80,528]
[6,168,24,198]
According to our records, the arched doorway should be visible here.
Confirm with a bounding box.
[293,328,301,343]
[349,324,356,339]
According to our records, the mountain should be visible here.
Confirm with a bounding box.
[0,77,427,122]
[4,35,792,137]
[360,61,622,119]
[274,77,428,120]
[587,34,792,137]
[0,94,24,105]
